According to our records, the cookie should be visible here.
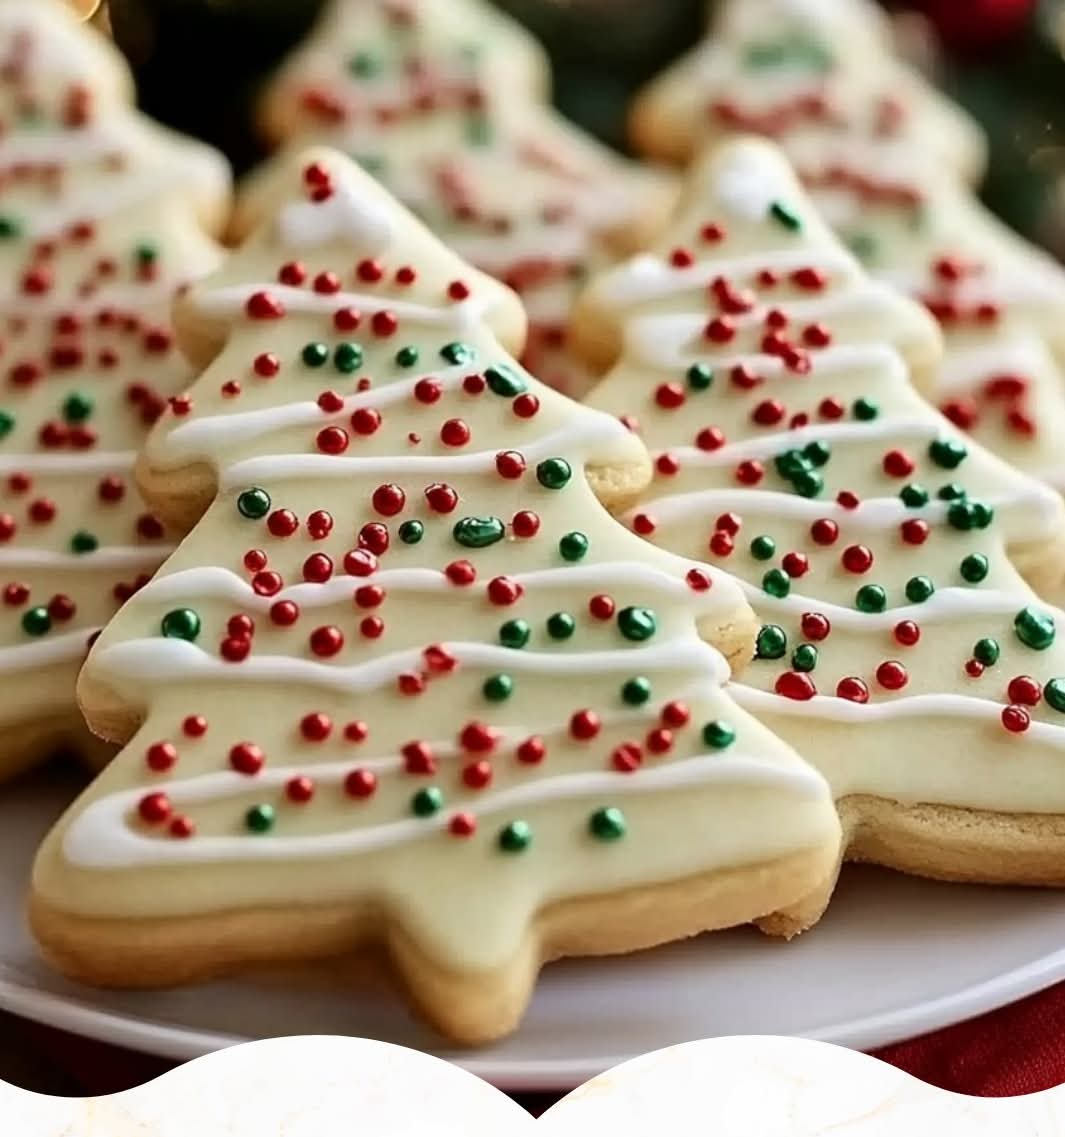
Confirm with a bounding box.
[257,0,551,148]
[248,0,677,397]
[630,0,985,182]
[0,0,229,781]
[0,0,231,240]
[786,134,1065,532]
[30,148,841,1045]
[581,138,1065,915]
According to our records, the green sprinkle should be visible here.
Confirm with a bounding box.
[398,519,424,544]
[937,482,967,501]
[971,502,994,529]
[947,501,979,531]
[21,606,50,636]
[135,242,158,264]
[1015,607,1056,651]
[899,484,929,508]
[301,342,329,368]
[499,619,530,649]
[762,569,790,598]
[334,342,363,373]
[774,449,809,479]
[749,535,776,561]
[161,608,201,641]
[0,410,13,437]
[394,345,419,368]
[848,232,878,261]
[498,820,532,852]
[959,553,989,583]
[686,363,713,390]
[929,439,967,469]
[559,531,589,561]
[440,342,475,365]
[793,470,824,498]
[536,458,571,489]
[465,115,492,146]
[905,575,935,603]
[855,584,887,613]
[70,530,98,554]
[702,721,736,749]
[62,392,93,423]
[452,516,505,548]
[0,215,21,239]
[755,624,787,660]
[483,673,514,701]
[973,637,1000,666]
[791,643,818,672]
[245,804,275,833]
[1044,678,1065,712]
[546,612,575,640]
[411,787,443,817]
[589,806,626,841]
[347,50,378,77]
[237,487,271,519]
[485,363,527,397]
[769,200,802,230]
[803,440,831,467]
[621,676,651,705]
[852,397,878,421]
[617,606,657,642]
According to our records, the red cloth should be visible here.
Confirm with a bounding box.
[872,979,1065,1096]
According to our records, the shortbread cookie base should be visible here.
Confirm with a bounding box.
[757,793,1065,938]
[29,841,835,1046]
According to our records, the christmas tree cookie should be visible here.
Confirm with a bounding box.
[582,138,1065,903]
[0,0,230,241]
[0,1,228,781]
[630,0,985,181]
[30,149,840,1044]
[788,133,1065,514]
[247,0,676,398]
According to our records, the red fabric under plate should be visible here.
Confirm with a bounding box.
[871,980,1065,1096]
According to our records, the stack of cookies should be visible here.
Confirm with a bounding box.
[6,0,1065,1049]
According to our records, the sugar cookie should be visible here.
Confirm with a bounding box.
[582,139,1065,910]
[31,148,841,1044]
[0,0,228,780]
[249,0,677,397]
[630,0,985,182]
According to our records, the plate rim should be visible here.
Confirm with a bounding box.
[0,941,1063,1092]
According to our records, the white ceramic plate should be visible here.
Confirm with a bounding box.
[2,768,1064,1090]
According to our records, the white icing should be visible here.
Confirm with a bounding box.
[655,416,942,466]
[157,362,473,461]
[629,484,1062,533]
[715,149,787,221]
[732,683,1065,742]
[62,751,826,870]
[92,633,731,694]
[218,415,633,487]
[277,181,393,251]
[0,627,93,674]
[596,246,859,307]
[621,295,908,370]
[0,545,171,570]
[734,580,1029,631]
[0,450,134,475]
[126,560,728,619]
[192,281,488,330]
